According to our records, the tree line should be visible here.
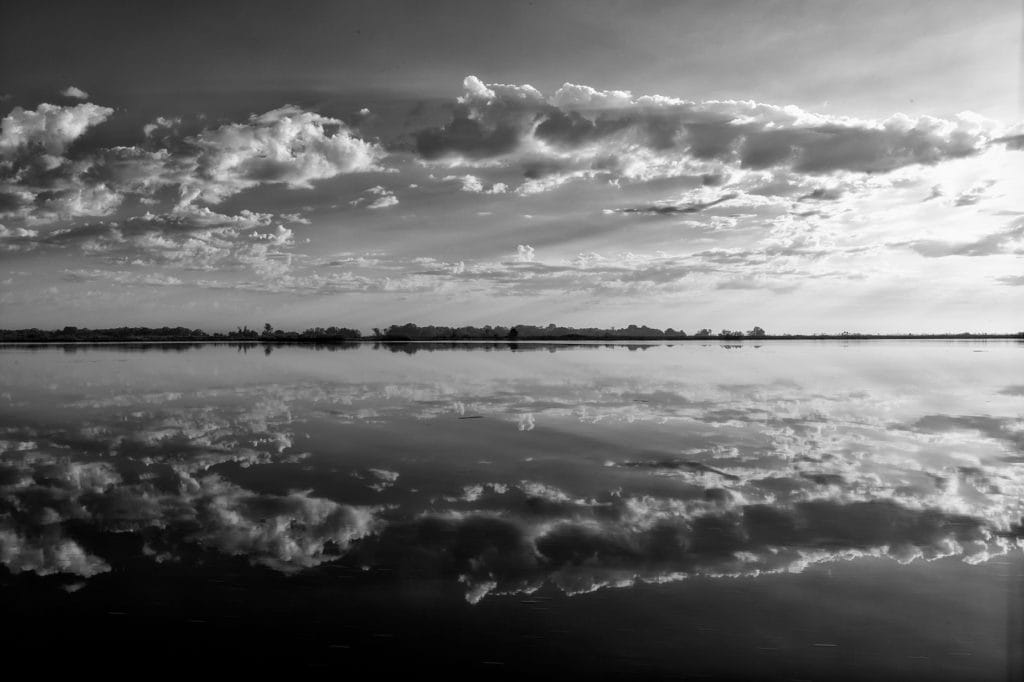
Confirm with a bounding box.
[1,324,1020,343]
[374,323,768,340]
[0,325,362,343]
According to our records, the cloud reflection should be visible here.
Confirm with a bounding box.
[0,344,1021,603]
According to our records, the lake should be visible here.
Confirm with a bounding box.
[1,341,1021,679]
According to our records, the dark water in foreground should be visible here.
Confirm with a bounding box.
[1,341,1021,679]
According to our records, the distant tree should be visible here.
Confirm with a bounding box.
[695,328,712,337]
[508,326,519,339]
[372,327,381,338]
[747,326,766,338]
[263,323,273,335]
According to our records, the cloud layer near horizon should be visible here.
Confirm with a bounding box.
[0,77,1021,332]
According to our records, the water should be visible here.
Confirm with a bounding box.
[1,341,1021,679]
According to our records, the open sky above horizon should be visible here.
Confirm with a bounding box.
[1,0,1022,333]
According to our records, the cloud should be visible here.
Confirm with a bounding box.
[903,414,1024,452]
[62,268,184,287]
[614,193,737,215]
[0,224,38,250]
[143,116,181,137]
[443,174,507,194]
[60,86,90,100]
[0,102,112,158]
[350,185,398,209]
[0,528,110,577]
[179,106,384,205]
[3,360,1022,601]
[252,224,294,246]
[365,468,399,492]
[0,398,380,576]
[409,76,1010,196]
[514,244,535,262]
[183,475,379,571]
[516,413,535,431]
[348,493,1014,603]
[1,103,385,224]
[4,208,302,280]
[899,217,1024,258]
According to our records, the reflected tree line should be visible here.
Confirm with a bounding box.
[13,342,667,355]
[2,324,1021,344]
[0,323,764,343]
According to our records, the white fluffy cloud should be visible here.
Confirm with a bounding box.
[60,86,90,100]
[350,185,398,209]
[0,102,112,157]
[444,174,507,194]
[1,101,385,224]
[179,106,384,205]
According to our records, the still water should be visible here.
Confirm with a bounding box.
[1,341,1021,679]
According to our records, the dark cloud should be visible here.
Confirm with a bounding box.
[994,133,1024,150]
[684,119,745,159]
[615,457,741,481]
[408,77,1006,188]
[614,193,737,215]
[346,496,1001,602]
[899,218,1024,258]
[799,187,844,201]
[743,122,977,173]
[904,413,1024,451]
[414,107,520,160]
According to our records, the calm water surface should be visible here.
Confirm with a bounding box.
[1,341,1021,679]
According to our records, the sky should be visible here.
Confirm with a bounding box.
[1,0,1022,333]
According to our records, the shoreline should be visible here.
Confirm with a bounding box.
[1,334,1022,346]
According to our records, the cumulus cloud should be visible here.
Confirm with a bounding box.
[0,102,112,159]
[409,76,1011,197]
[444,174,508,194]
[349,492,1015,603]
[514,244,535,262]
[0,528,110,577]
[0,395,380,577]
[60,86,90,100]
[350,185,398,209]
[183,475,379,571]
[179,106,384,205]
[1,101,385,224]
